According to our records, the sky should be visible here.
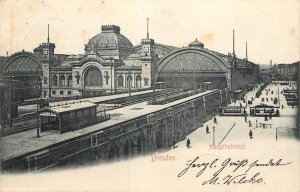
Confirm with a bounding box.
[0,0,299,64]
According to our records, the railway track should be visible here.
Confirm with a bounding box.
[11,113,37,123]
[120,89,182,107]
[0,124,38,137]
[2,89,185,136]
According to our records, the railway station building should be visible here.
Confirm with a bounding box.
[0,23,260,120]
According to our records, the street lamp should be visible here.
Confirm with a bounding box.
[193,60,196,94]
[277,86,280,107]
[212,126,216,145]
[110,58,113,95]
[128,67,131,99]
[36,67,41,138]
[6,72,14,129]
[152,67,157,103]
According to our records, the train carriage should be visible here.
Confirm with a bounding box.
[250,104,280,117]
[218,106,246,116]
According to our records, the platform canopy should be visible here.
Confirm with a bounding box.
[40,101,97,115]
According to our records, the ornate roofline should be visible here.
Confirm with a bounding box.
[134,43,177,53]
[70,56,106,67]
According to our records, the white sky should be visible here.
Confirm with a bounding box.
[0,0,299,64]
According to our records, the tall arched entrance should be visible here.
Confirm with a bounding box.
[137,132,145,154]
[156,123,165,150]
[1,52,42,120]
[108,144,119,160]
[84,67,103,88]
[123,138,134,157]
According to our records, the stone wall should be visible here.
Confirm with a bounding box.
[1,89,227,172]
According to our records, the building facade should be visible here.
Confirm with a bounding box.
[273,63,299,81]
[0,24,260,103]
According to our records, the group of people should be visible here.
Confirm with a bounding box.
[206,117,217,134]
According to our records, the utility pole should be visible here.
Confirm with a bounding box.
[8,72,13,129]
[128,68,131,99]
[110,58,113,95]
[193,59,196,94]
[278,86,280,107]
[246,41,248,60]
[212,126,215,145]
[36,67,40,138]
[147,18,149,39]
[233,29,235,57]
[48,24,51,98]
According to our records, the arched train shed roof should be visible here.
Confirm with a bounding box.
[156,48,230,75]
[2,52,42,75]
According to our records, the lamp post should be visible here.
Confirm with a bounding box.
[152,68,156,103]
[36,67,41,138]
[128,67,131,99]
[7,72,13,129]
[277,86,280,107]
[193,61,196,94]
[212,126,215,145]
[110,58,113,95]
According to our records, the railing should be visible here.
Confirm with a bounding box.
[96,114,111,122]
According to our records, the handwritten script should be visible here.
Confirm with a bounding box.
[178,157,292,185]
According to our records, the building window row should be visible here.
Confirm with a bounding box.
[51,90,72,96]
[117,74,143,88]
[52,74,72,87]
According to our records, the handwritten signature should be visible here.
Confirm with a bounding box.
[178,157,292,185]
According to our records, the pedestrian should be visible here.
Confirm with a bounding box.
[249,130,253,139]
[214,117,217,124]
[245,115,247,122]
[256,119,258,128]
[249,120,252,127]
[186,138,191,149]
[206,125,210,134]
[172,140,176,149]
[282,104,284,109]
[265,115,268,121]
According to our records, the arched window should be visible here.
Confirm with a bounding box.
[127,75,133,88]
[67,75,72,87]
[118,75,124,87]
[135,75,142,88]
[52,74,58,86]
[84,67,103,87]
[59,75,65,86]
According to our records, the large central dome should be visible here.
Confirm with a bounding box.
[85,25,134,57]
